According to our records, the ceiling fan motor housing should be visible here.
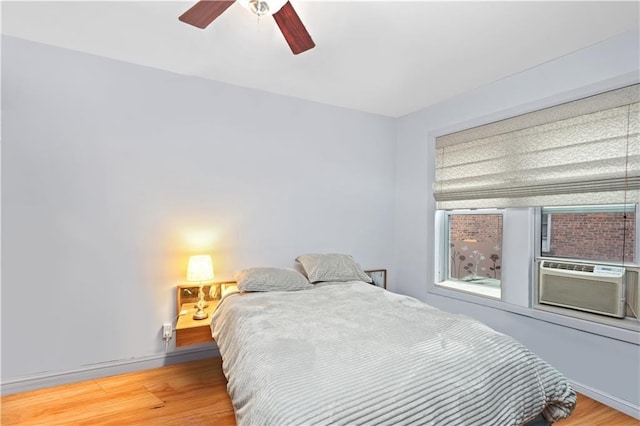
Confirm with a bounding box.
[249,0,270,16]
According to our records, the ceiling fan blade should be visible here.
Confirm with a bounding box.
[272,2,315,55]
[179,0,236,29]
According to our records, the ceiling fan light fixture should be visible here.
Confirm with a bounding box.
[179,0,315,55]
[238,0,288,16]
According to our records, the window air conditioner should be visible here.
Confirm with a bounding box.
[538,261,626,318]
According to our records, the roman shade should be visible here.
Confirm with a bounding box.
[434,84,640,209]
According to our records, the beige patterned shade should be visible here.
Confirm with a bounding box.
[434,84,639,209]
[186,255,215,282]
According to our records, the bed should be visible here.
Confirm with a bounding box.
[210,255,576,426]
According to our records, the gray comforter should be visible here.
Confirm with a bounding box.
[211,281,576,426]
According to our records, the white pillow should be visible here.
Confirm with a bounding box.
[295,253,372,284]
[234,267,312,292]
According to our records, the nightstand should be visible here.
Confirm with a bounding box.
[175,300,219,347]
[175,281,235,347]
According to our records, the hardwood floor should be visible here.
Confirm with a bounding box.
[1,358,235,426]
[2,357,638,425]
[556,393,639,426]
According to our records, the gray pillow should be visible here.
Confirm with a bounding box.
[235,267,312,292]
[295,253,372,283]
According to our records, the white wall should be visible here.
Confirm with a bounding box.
[394,29,640,415]
[1,36,396,384]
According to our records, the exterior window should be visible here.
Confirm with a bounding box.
[541,205,636,263]
[442,211,503,298]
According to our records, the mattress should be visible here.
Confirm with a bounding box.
[211,281,575,425]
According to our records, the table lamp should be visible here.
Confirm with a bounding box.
[186,255,215,320]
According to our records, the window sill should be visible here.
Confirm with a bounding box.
[436,280,501,300]
[428,284,640,345]
[532,304,640,343]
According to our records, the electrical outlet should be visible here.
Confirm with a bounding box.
[162,323,172,340]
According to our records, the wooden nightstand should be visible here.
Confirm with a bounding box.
[175,281,235,347]
[175,300,219,347]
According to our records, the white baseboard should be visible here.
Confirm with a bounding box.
[571,380,640,420]
[0,345,220,396]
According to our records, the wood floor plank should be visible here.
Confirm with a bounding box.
[1,381,107,424]
[2,386,163,425]
[556,393,639,426]
[1,379,105,404]
[76,390,235,426]
[94,357,225,393]
[88,408,237,426]
[2,356,637,425]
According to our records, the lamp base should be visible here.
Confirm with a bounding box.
[193,308,208,320]
[193,284,209,320]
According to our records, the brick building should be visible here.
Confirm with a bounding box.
[545,212,635,263]
[449,212,636,282]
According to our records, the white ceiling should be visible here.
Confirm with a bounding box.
[2,1,639,117]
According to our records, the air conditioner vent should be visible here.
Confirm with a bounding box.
[542,261,594,273]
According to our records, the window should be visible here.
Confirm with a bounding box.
[538,204,638,321]
[438,210,503,299]
[541,205,636,263]
[432,84,639,334]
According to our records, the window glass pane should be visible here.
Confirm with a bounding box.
[448,213,503,286]
[541,205,636,263]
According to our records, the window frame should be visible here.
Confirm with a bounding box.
[431,207,640,345]
[436,209,505,301]
[532,204,640,329]
[428,80,640,345]
[538,204,637,264]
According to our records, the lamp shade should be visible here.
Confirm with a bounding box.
[186,255,215,283]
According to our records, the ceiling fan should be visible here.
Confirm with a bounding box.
[179,0,315,55]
